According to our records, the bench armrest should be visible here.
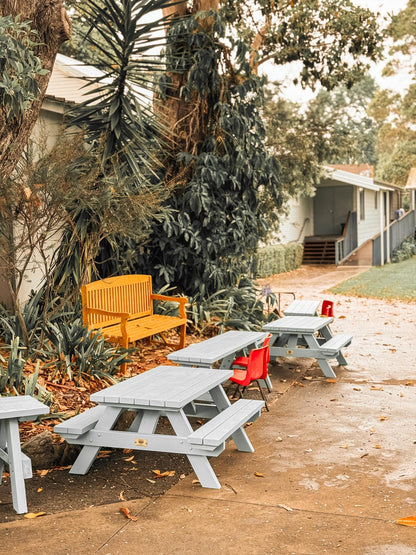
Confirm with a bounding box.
[85,308,130,319]
[151,294,188,318]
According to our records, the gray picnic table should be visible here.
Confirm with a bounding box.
[0,396,50,513]
[167,330,271,390]
[55,366,264,489]
[263,316,352,378]
[283,300,320,317]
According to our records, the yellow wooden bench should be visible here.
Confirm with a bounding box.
[81,275,188,373]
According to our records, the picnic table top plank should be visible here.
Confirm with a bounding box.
[91,366,233,409]
[263,315,333,334]
[167,330,267,365]
[0,396,49,420]
[284,300,320,316]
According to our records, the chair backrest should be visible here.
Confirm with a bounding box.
[263,333,272,365]
[81,274,153,329]
[246,344,269,382]
[321,300,334,317]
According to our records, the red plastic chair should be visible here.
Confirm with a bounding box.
[321,300,334,317]
[232,333,272,369]
[229,344,269,411]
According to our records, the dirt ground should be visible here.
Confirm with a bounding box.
[1,263,415,522]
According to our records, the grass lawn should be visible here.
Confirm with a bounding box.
[330,256,416,301]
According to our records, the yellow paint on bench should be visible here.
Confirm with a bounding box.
[81,275,188,373]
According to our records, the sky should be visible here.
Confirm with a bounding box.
[263,0,411,103]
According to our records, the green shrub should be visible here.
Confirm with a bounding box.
[391,237,416,263]
[254,243,303,278]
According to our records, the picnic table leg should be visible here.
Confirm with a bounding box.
[304,335,337,379]
[0,421,6,481]
[70,406,123,475]
[210,386,254,453]
[4,418,28,514]
[167,410,221,489]
[336,351,348,366]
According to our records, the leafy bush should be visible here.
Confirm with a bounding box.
[42,318,128,382]
[254,243,304,278]
[187,276,278,334]
[391,237,416,263]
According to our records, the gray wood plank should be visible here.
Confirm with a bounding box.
[167,331,266,365]
[264,315,333,334]
[91,366,232,409]
[0,396,49,421]
[284,300,320,316]
[188,399,264,446]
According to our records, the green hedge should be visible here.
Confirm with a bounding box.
[253,243,303,278]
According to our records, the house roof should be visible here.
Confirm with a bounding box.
[405,167,416,190]
[43,53,101,107]
[322,167,381,191]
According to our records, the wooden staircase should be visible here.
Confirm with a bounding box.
[303,237,337,264]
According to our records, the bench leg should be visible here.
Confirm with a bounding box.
[317,358,337,378]
[167,410,221,489]
[5,419,28,514]
[70,406,123,475]
[0,421,6,481]
[336,351,348,366]
[210,386,254,453]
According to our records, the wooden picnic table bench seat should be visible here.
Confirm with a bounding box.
[54,406,106,438]
[188,399,264,448]
[319,333,352,357]
[81,274,188,372]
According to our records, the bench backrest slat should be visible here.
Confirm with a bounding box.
[82,275,153,329]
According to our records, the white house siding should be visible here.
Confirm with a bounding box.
[275,196,314,243]
[356,187,380,245]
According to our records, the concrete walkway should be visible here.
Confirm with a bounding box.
[2,265,416,554]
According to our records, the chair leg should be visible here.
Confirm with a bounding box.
[256,380,269,411]
[232,384,241,399]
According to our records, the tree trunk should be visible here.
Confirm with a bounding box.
[0,0,71,181]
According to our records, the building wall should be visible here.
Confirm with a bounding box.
[275,196,314,243]
[313,185,353,236]
[356,187,381,245]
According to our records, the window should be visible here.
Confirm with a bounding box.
[360,188,365,220]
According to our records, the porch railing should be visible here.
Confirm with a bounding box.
[372,210,416,265]
[335,211,358,264]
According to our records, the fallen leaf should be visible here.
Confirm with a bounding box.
[24,512,46,519]
[396,516,416,527]
[123,449,133,454]
[37,469,50,477]
[153,469,175,478]
[374,444,381,449]
[360,453,369,458]
[96,450,112,459]
[120,507,138,521]
[254,472,264,477]
[119,491,126,501]
[369,428,376,433]
[304,448,312,453]
[326,379,336,383]
[400,393,405,397]
[340,444,349,449]
[339,315,346,319]
[330,399,339,402]
[124,456,135,462]
[37,488,43,493]
[192,479,201,485]
[276,437,283,442]
[146,478,156,484]
[303,376,313,381]
[405,381,414,386]
[379,415,387,421]
[370,386,383,391]
[353,387,361,391]
[183,506,192,513]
